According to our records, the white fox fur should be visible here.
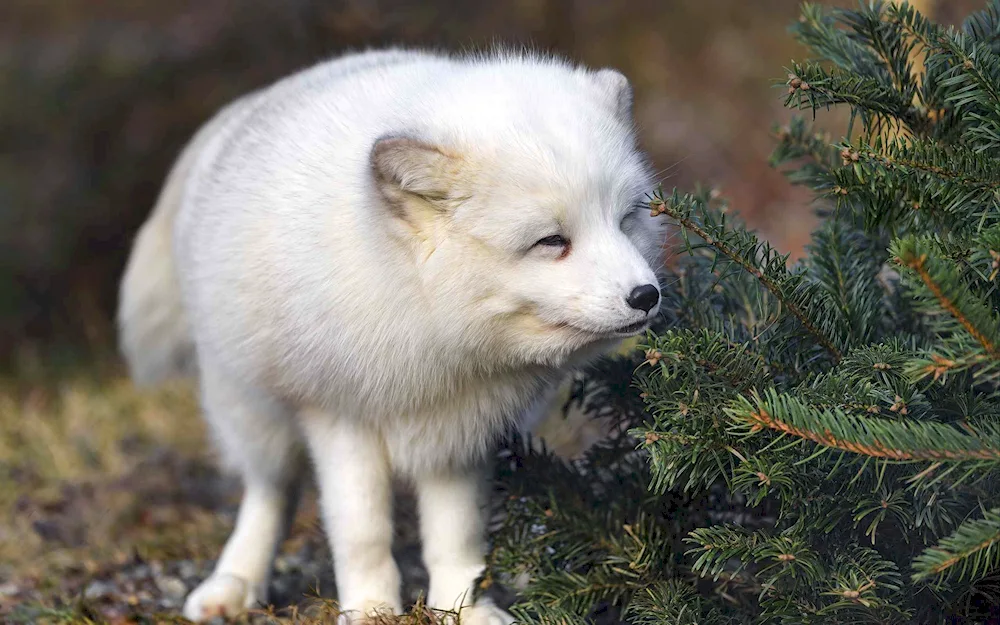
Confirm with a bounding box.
[117,47,663,624]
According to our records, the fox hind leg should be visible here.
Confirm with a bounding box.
[183,365,305,622]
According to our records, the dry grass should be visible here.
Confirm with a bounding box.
[0,353,238,622]
[20,596,473,625]
[243,596,468,625]
[0,362,211,572]
[15,600,468,625]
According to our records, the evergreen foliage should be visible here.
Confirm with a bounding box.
[488,2,1000,622]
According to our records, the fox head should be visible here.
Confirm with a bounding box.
[370,63,664,368]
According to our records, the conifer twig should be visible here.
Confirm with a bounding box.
[732,390,1000,461]
[656,197,843,362]
[897,250,1000,357]
[912,509,1000,583]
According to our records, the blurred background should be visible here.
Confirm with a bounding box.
[0,0,988,619]
[1,0,979,366]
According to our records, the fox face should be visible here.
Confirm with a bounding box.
[371,67,664,368]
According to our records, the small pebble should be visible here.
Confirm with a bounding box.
[83,580,115,601]
[0,582,19,597]
[156,575,188,600]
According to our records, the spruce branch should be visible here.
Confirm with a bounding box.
[686,527,826,601]
[886,0,944,53]
[968,224,1000,282]
[906,350,1000,385]
[653,189,844,361]
[893,236,1000,357]
[829,137,1000,235]
[640,329,772,392]
[730,389,1000,462]
[805,219,886,344]
[784,62,919,133]
[852,488,913,546]
[771,116,840,188]
[685,525,767,581]
[930,30,1000,154]
[857,138,1000,192]
[961,0,1000,49]
[732,456,796,507]
[912,508,1000,584]
[793,2,894,82]
[818,547,907,618]
[623,581,726,625]
[835,1,921,99]
[938,34,1000,117]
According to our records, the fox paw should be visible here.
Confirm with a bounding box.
[455,600,517,625]
[336,601,399,625]
[182,574,260,622]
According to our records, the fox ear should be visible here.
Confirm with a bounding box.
[593,68,633,120]
[370,135,463,202]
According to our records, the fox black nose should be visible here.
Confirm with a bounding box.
[626,284,660,313]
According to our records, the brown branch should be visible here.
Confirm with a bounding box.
[928,534,1000,575]
[744,407,1000,461]
[901,253,1000,357]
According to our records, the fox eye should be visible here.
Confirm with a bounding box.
[535,234,569,248]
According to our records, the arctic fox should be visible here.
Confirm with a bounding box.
[118,48,663,624]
